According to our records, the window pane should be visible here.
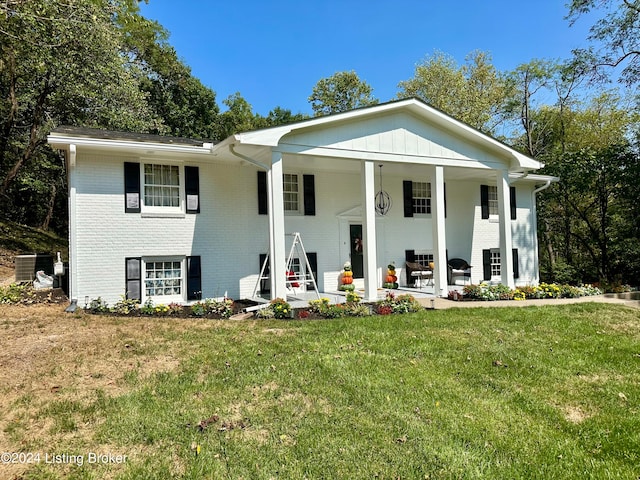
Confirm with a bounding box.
[283,174,299,211]
[488,186,499,216]
[144,260,183,297]
[412,182,431,214]
[143,164,180,208]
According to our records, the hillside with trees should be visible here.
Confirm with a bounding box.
[1,0,638,288]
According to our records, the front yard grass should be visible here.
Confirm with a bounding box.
[1,303,639,479]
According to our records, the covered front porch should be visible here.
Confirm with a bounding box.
[211,99,549,302]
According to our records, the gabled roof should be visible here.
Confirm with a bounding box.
[213,97,543,172]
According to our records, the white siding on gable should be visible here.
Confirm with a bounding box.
[281,112,504,168]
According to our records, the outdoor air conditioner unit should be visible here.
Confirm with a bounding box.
[14,254,53,282]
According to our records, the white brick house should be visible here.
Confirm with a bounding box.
[48,98,557,307]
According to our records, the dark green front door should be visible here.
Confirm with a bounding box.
[350,224,364,279]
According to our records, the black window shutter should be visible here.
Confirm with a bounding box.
[185,166,200,214]
[403,181,413,217]
[186,256,202,300]
[257,171,268,215]
[405,250,415,262]
[307,252,318,283]
[259,254,270,293]
[512,248,519,279]
[480,185,489,219]
[444,183,447,218]
[510,186,517,220]
[482,249,492,281]
[303,174,316,216]
[125,257,141,301]
[124,162,140,213]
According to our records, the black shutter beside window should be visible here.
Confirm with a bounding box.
[480,185,489,219]
[303,174,316,216]
[482,249,491,281]
[510,186,517,220]
[125,257,141,300]
[512,248,519,279]
[124,162,140,213]
[444,183,447,218]
[403,181,413,218]
[405,250,416,263]
[307,252,318,283]
[186,256,202,300]
[185,166,200,214]
[257,171,268,215]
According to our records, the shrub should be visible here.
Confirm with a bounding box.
[254,305,275,319]
[190,298,234,318]
[346,291,361,303]
[376,292,422,314]
[111,296,140,315]
[88,297,108,313]
[463,284,483,299]
[270,298,292,319]
[344,303,371,317]
[308,298,331,315]
[0,283,32,304]
[140,298,155,315]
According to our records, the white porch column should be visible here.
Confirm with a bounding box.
[361,160,378,302]
[269,152,287,299]
[497,170,515,288]
[431,165,448,297]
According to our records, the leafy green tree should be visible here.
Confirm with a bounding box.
[118,10,220,139]
[397,51,515,135]
[536,92,639,286]
[308,71,378,116]
[567,0,640,85]
[0,0,159,230]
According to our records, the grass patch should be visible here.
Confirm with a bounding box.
[1,303,639,479]
[0,219,67,257]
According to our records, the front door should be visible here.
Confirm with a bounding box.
[350,224,364,278]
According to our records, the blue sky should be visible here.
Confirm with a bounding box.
[140,1,598,116]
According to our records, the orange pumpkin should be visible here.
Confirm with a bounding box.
[386,275,398,283]
[342,275,353,285]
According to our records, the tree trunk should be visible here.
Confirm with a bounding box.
[0,74,51,197]
[41,183,57,231]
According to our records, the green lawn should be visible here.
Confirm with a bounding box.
[5,303,640,479]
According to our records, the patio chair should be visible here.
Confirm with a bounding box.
[448,258,472,285]
[405,261,433,288]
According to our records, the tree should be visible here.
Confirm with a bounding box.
[118,10,220,139]
[308,71,378,116]
[398,51,515,135]
[567,0,640,85]
[535,92,639,286]
[0,0,159,230]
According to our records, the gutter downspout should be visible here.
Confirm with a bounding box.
[531,179,553,285]
[65,144,78,313]
[228,143,269,171]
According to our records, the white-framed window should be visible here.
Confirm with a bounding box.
[490,249,501,278]
[283,173,300,212]
[144,258,183,301]
[488,185,499,216]
[412,182,431,214]
[415,253,434,268]
[144,164,180,208]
